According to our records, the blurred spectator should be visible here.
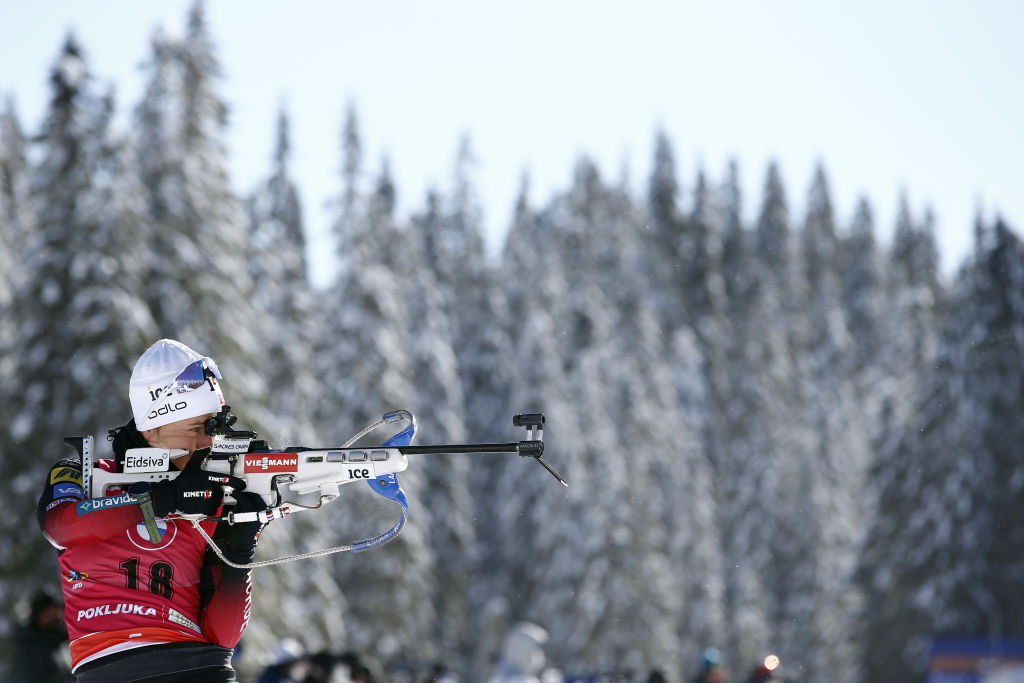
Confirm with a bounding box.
[427,662,459,682]
[258,637,309,683]
[647,669,669,683]
[300,650,339,683]
[7,588,73,682]
[336,651,383,682]
[746,655,781,683]
[350,663,375,682]
[692,647,728,683]
[486,622,550,683]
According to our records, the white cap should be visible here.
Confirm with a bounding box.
[130,339,225,431]
[500,622,548,675]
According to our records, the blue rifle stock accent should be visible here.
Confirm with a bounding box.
[351,418,414,552]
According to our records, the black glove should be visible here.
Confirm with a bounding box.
[222,491,267,565]
[149,449,247,517]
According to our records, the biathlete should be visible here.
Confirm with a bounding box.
[38,339,265,682]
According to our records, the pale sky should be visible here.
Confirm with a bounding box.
[2,0,1021,286]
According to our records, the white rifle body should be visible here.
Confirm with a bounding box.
[85,437,409,510]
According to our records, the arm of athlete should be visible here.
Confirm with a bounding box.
[37,458,144,548]
[37,453,247,548]
[197,491,265,647]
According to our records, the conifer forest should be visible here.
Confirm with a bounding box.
[1,4,1022,683]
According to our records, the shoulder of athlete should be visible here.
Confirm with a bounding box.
[43,457,85,506]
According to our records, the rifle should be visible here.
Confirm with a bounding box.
[63,408,565,566]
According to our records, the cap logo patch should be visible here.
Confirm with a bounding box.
[148,400,188,421]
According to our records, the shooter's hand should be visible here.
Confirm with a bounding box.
[223,491,267,565]
[150,450,246,517]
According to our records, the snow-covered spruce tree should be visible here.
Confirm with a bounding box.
[778,164,866,683]
[333,101,364,273]
[852,202,947,681]
[0,172,10,360]
[716,161,807,672]
[800,164,841,299]
[0,99,34,296]
[318,128,437,667]
[856,349,972,682]
[857,217,1024,683]
[454,168,517,434]
[0,100,37,637]
[0,119,12,649]
[392,170,477,675]
[709,156,747,463]
[680,170,727,335]
[645,128,687,329]
[409,149,472,433]
[534,327,632,676]
[421,136,517,456]
[0,33,158,613]
[839,198,898,682]
[244,106,319,443]
[879,193,944,420]
[635,149,733,675]
[674,168,733,668]
[647,129,680,238]
[839,197,886,388]
[719,159,749,306]
[0,99,35,435]
[238,106,348,672]
[315,106,412,439]
[485,179,583,672]
[683,167,732,472]
[131,2,273,433]
[443,172,516,677]
[406,275,475,674]
[756,162,801,306]
[420,135,485,321]
[644,134,729,373]
[314,102,381,438]
[601,168,724,678]
[964,218,1024,637]
[665,326,727,676]
[431,134,515,440]
[462,180,543,675]
[497,308,583,673]
[529,163,675,676]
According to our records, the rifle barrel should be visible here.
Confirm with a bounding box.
[398,442,523,455]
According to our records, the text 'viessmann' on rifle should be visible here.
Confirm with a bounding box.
[63,407,566,567]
